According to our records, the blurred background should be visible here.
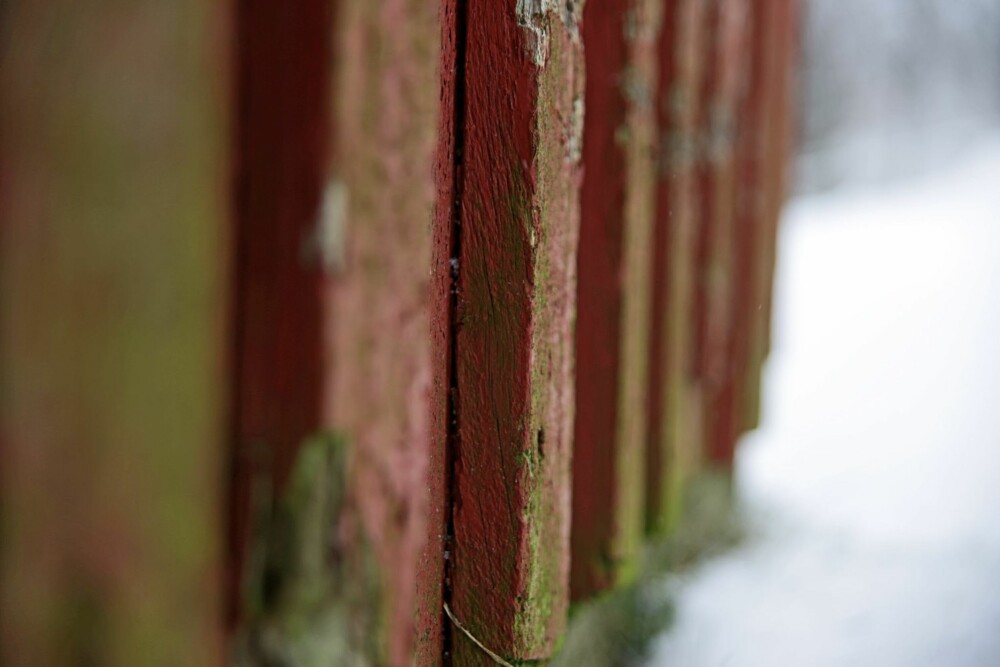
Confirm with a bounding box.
[798,0,1000,191]
[649,1,1000,665]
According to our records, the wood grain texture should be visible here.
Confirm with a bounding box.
[448,0,584,661]
[0,2,231,663]
[571,0,660,601]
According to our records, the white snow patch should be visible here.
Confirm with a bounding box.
[646,134,1000,667]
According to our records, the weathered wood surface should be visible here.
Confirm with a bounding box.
[0,0,797,662]
[0,1,231,663]
[645,0,711,534]
[447,0,585,662]
[571,0,661,601]
[327,0,444,664]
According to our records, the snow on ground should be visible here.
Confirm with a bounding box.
[647,134,1000,667]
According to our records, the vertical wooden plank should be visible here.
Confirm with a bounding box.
[741,0,777,434]
[448,0,584,662]
[729,0,768,437]
[646,0,710,533]
[692,0,750,465]
[327,0,444,664]
[707,0,754,463]
[744,0,797,432]
[571,0,660,600]
[760,0,797,357]
[0,2,231,664]
[227,0,333,634]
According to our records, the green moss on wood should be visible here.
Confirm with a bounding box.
[557,470,741,667]
[235,433,383,667]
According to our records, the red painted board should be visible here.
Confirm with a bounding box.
[447,0,584,662]
[745,0,798,432]
[571,0,660,601]
[646,0,710,534]
[692,0,750,466]
[227,0,333,633]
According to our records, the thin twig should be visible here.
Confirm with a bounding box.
[443,602,514,667]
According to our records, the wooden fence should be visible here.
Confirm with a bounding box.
[0,0,796,664]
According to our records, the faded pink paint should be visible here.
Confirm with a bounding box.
[326,0,443,664]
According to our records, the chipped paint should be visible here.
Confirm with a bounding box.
[517,0,582,66]
[566,95,585,164]
[314,179,349,274]
[516,0,555,65]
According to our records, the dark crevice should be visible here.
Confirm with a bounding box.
[442,0,469,664]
